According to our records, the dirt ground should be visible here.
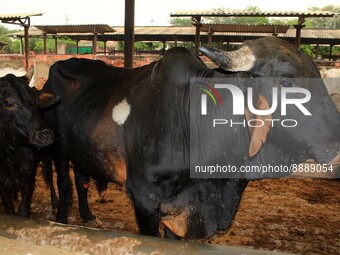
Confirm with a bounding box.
[1,166,339,255]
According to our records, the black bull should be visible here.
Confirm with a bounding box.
[42,37,340,239]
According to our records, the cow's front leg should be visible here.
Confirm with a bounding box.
[134,203,161,237]
[0,186,15,215]
[74,167,96,225]
[18,169,37,217]
[128,188,161,237]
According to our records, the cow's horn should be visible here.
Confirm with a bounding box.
[199,46,256,72]
[25,66,34,82]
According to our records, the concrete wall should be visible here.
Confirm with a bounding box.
[0,54,162,89]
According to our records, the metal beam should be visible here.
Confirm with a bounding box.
[192,16,202,55]
[24,24,29,69]
[43,30,47,54]
[93,32,97,54]
[294,16,306,48]
[124,0,135,68]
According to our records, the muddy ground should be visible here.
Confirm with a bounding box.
[1,166,339,255]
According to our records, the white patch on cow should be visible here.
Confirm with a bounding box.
[112,98,131,125]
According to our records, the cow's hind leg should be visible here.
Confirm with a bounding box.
[74,168,96,225]
[54,157,72,224]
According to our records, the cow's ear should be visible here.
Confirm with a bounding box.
[245,95,271,157]
[37,90,61,109]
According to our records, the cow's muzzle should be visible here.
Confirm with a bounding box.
[29,129,54,148]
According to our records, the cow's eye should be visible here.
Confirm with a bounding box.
[279,78,293,87]
[4,100,15,108]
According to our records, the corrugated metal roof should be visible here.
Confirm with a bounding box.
[112,26,195,35]
[8,30,42,37]
[170,10,336,17]
[7,27,340,43]
[282,29,340,39]
[111,25,290,35]
[201,24,289,33]
[0,12,43,19]
[35,24,115,34]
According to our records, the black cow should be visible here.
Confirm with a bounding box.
[42,37,340,238]
[0,68,60,216]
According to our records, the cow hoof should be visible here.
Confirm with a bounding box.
[17,209,30,218]
[84,217,103,228]
[52,207,58,215]
[56,217,68,224]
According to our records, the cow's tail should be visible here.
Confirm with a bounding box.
[41,155,59,210]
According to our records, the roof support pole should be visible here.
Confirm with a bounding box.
[103,41,107,54]
[93,32,97,54]
[124,0,135,68]
[54,37,58,55]
[315,44,319,59]
[159,40,166,55]
[294,16,306,49]
[192,16,202,55]
[76,40,79,54]
[20,37,24,55]
[207,25,213,47]
[208,32,213,47]
[294,24,305,48]
[43,31,47,54]
[329,44,333,61]
[24,24,29,70]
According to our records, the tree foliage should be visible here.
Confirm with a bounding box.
[0,25,18,53]
[170,18,192,26]
[169,5,340,28]
[206,6,270,25]
[308,5,340,28]
[0,25,77,54]
[168,5,340,57]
